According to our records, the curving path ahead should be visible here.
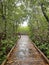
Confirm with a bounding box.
[5,35,48,65]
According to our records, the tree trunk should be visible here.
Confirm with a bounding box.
[41,3,49,22]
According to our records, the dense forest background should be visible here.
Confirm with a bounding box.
[0,0,49,64]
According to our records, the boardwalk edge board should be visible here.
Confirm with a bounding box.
[32,42,49,64]
[1,40,19,65]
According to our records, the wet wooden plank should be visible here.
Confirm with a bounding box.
[1,35,49,65]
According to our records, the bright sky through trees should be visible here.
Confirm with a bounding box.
[16,2,21,6]
[21,21,28,27]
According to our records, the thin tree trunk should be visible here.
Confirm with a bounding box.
[4,2,7,39]
[41,3,49,22]
[41,3,49,42]
[0,0,7,39]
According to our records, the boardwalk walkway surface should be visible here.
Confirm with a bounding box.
[5,35,48,65]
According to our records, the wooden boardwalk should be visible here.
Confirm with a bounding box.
[3,35,49,65]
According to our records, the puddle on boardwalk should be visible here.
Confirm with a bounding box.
[16,36,29,61]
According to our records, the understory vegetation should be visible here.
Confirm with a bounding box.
[17,26,29,35]
[0,0,49,64]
